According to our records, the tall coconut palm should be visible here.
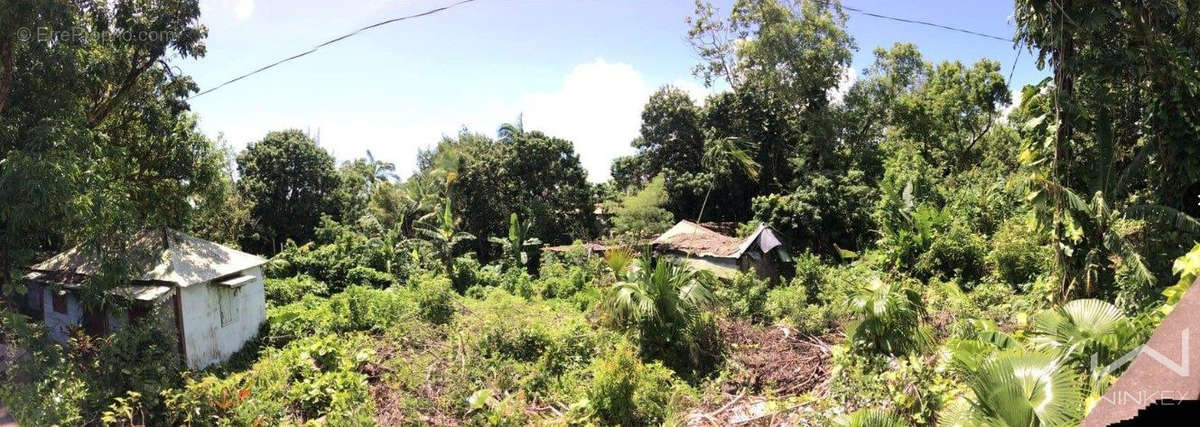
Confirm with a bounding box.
[364,149,398,187]
[695,136,760,225]
[497,114,524,143]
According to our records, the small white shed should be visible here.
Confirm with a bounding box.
[24,228,267,369]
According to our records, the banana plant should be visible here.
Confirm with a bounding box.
[488,212,541,268]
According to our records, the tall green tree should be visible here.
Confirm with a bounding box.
[1,0,215,297]
[608,175,676,239]
[236,130,343,254]
[1016,0,1200,299]
[417,127,594,259]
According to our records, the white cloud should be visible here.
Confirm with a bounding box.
[231,0,254,21]
[197,59,710,182]
[670,79,715,105]
[517,59,650,182]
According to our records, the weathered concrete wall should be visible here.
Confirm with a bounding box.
[179,266,266,369]
[42,288,82,343]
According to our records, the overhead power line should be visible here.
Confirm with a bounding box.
[190,0,478,99]
[842,4,1015,43]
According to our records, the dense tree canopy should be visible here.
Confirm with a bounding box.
[416,126,595,259]
[0,0,218,293]
[237,130,344,254]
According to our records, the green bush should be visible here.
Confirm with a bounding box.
[265,285,416,346]
[916,223,988,283]
[1,320,182,426]
[584,343,691,425]
[792,253,826,299]
[715,270,772,322]
[264,274,328,306]
[164,334,375,425]
[347,265,397,288]
[986,218,1050,285]
[764,281,808,321]
[413,274,457,324]
[765,283,836,336]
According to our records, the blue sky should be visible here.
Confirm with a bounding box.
[183,0,1047,181]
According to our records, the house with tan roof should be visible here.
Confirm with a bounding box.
[651,220,792,283]
[23,228,267,369]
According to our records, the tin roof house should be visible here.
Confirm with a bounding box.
[652,220,792,283]
[23,228,267,369]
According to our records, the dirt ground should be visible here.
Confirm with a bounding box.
[686,318,836,426]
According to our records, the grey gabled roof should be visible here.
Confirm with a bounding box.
[28,228,266,287]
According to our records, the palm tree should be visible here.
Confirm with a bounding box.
[599,256,715,365]
[695,136,760,225]
[847,278,928,355]
[1029,299,1130,378]
[941,350,1084,427]
[364,149,398,187]
[488,212,542,268]
[842,408,909,427]
[497,114,524,143]
[603,246,636,281]
[416,201,475,275]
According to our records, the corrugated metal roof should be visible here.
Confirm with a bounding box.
[653,220,744,258]
[652,221,784,260]
[28,228,266,287]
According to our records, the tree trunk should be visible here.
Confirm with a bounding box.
[1052,1,1076,300]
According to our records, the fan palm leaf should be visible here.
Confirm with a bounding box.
[1030,299,1127,360]
[959,350,1083,427]
[841,408,909,427]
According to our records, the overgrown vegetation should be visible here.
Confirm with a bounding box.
[3,0,1200,425]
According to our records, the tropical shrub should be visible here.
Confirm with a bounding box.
[347,265,397,288]
[264,274,329,306]
[413,274,457,324]
[0,321,182,426]
[598,257,720,376]
[847,278,930,355]
[916,223,988,284]
[941,350,1084,426]
[764,283,837,336]
[715,270,772,322]
[986,218,1051,285]
[265,285,417,346]
[1028,299,1135,367]
[583,342,693,425]
[165,334,376,425]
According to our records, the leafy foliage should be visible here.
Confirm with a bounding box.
[847,278,929,355]
[236,130,345,254]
